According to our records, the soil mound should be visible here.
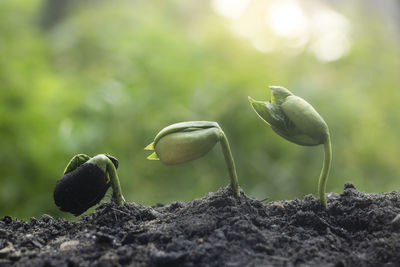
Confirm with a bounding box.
[1,183,400,266]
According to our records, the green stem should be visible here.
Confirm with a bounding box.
[87,154,125,206]
[106,158,125,206]
[218,129,240,197]
[318,134,332,208]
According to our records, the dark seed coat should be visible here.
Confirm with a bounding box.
[53,163,110,216]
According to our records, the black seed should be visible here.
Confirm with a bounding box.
[53,163,110,216]
[105,154,119,169]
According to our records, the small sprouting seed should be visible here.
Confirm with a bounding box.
[146,121,240,197]
[54,163,110,216]
[249,86,332,207]
[54,154,125,216]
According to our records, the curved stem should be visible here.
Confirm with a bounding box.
[106,158,125,206]
[218,129,240,197]
[318,134,332,208]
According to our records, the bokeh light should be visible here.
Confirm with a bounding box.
[212,0,351,62]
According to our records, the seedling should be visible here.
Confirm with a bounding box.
[54,153,125,216]
[248,86,332,207]
[145,121,240,197]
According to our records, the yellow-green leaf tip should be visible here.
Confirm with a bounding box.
[147,152,159,160]
[144,143,155,151]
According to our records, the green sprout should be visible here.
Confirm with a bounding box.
[54,153,125,216]
[248,86,332,207]
[145,121,240,197]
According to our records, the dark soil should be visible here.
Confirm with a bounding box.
[2,183,400,267]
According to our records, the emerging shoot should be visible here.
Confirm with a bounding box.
[145,121,240,197]
[54,153,125,216]
[248,86,332,207]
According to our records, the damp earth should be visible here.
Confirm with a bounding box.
[1,183,400,266]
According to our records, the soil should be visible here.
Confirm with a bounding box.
[1,183,400,267]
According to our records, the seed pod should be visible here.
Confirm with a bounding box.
[154,127,220,165]
[145,121,240,197]
[249,86,329,146]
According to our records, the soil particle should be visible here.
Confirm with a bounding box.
[2,183,400,266]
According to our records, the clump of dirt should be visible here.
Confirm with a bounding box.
[2,183,400,266]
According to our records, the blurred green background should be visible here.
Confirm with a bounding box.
[1,0,400,220]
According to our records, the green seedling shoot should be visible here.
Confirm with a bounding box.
[248,86,332,207]
[145,121,240,197]
[54,153,125,216]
